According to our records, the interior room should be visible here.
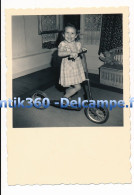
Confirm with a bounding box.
[12,14,123,127]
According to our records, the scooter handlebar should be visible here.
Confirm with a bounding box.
[60,48,87,60]
[68,48,87,60]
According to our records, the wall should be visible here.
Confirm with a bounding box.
[85,45,103,74]
[12,16,54,79]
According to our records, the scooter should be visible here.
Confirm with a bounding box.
[32,49,109,124]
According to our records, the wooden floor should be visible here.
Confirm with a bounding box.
[13,85,123,127]
[13,68,123,127]
[13,68,123,99]
[13,67,59,98]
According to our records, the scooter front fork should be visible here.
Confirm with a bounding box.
[84,79,92,100]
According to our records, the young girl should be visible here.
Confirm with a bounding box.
[58,24,86,99]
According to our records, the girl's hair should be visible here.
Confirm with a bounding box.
[63,23,80,41]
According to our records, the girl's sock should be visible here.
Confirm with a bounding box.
[64,84,81,99]
[64,88,76,98]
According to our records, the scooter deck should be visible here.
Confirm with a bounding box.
[50,100,82,111]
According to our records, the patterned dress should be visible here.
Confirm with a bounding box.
[58,41,86,87]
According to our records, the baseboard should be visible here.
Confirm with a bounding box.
[88,68,99,75]
[13,64,50,79]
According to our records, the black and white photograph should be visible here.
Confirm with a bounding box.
[12,14,123,127]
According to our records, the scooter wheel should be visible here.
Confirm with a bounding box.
[85,105,109,124]
[32,90,48,109]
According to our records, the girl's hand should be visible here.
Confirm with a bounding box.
[82,47,87,52]
[70,52,78,59]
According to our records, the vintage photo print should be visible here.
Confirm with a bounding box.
[12,13,123,128]
[6,7,131,184]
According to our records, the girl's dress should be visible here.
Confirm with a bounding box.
[58,41,86,87]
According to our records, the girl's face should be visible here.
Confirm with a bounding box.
[64,27,77,43]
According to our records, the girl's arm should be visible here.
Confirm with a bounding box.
[58,41,71,57]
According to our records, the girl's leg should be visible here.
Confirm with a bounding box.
[64,84,81,98]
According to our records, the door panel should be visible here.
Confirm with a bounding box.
[80,15,102,74]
